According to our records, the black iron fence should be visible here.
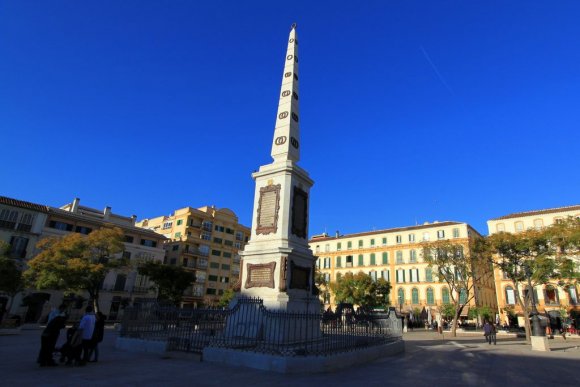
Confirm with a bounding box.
[120,298,402,356]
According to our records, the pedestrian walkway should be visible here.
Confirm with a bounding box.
[0,327,578,386]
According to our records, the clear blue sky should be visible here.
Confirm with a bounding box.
[1,1,579,236]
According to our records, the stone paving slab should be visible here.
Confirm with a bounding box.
[0,328,578,386]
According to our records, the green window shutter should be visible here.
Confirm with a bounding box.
[442,288,450,304]
[336,256,341,268]
[427,288,434,304]
[412,289,419,304]
[358,254,364,266]
[382,252,388,264]
[370,253,376,265]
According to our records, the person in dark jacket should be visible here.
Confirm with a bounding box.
[37,305,67,367]
[89,311,106,362]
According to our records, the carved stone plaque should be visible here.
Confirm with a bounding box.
[291,186,308,238]
[256,184,281,235]
[289,261,310,290]
[245,262,276,289]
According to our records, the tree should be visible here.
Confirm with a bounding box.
[217,288,236,308]
[0,241,23,317]
[422,238,488,336]
[24,227,126,311]
[315,269,331,307]
[138,261,195,306]
[330,271,391,309]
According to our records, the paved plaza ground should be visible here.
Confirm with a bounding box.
[1,327,579,386]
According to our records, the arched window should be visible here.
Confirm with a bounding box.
[505,286,515,305]
[426,288,435,305]
[459,289,467,304]
[397,288,405,305]
[442,288,450,304]
[411,288,419,304]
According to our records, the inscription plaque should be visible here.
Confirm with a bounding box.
[256,184,281,235]
[291,186,308,238]
[289,260,310,290]
[245,262,276,289]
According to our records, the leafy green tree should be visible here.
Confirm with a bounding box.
[217,288,236,308]
[138,261,195,306]
[24,227,126,311]
[330,271,391,309]
[422,238,489,337]
[439,303,455,320]
[0,242,23,317]
[315,269,331,307]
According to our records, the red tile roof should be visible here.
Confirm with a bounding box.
[0,196,49,212]
[489,205,580,221]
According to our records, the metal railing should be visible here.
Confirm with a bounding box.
[120,297,402,356]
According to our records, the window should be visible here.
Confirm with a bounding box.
[370,239,375,247]
[224,240,233,246]
[496,223,505,232]
[140,239,157,248]
[533,219,543,229]
[222,252,232,258]
[213,237,223,244]
[409,250,417,263]
[0,209,19,229]
[397,288,405,305]
[422,232,430,241]
[411,288,419,304]
[325,244,330,252]
[226,228,234,234]
[75,226,92,235]
[408,234,415,243]
[370,271,378,281]
[544,285,559,305]
[210,262,220,269]
[113,274,127,291]
[199,245,210,256]
[370,253,376,265]
[8,236,28,259]
[202,221,213,232]
[315,245,320,253]
[206,288,217,295]
[172,245,179,251]
[201,232,211,241]
[381,270,390,282]
[177,219,183,226]
[425,268,433,282]
[440,288,450,304]
[346,255,353,267]
[337,242,342,251]
[162,221,173,230]
[358,240,363,248]
[426,288,435,305]
[358,254,364,266]
[221,264,230,270]
[208,275,218,282]
[396,235,402,244]
[459,289,467,304]
[452,228,460,238]
[505,286,515,305]
[235,231,244,241]
[382,237,387,246]
[234,242,242,249]
[437,230,445,239]
[569,287,578,304]
[175,232,182,238]
[214,225,225,232]
[514,221,524,232]
[17,213,34,232]
[323,257,331,269]
[347,241,352,250]
[336,256,342,268]
[382,252,388,264]
[396,251,403,264]
[211,249,221,256]
[396,269,406,283]
[221,276,230,283]
[409,269,419,282]
[49,220,73,231]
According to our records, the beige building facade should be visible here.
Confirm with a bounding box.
[2,196,166,323]
[137,206,250,307]
[487,205,580,325]
[310,221,497,320]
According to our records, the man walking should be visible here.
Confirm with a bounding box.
[483,320,492,344]
[78,305,96,365]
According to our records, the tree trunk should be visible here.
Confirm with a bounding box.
[514,287,531,343]
[451,307,461,337]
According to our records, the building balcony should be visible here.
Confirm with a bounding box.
[131,286,152,294]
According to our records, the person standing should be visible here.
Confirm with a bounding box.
[78,305,96,365]
[37,304,67,367]
[483,320,492,344]
[490,321,497,345]
[89,312,106,362]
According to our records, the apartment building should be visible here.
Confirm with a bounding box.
[137,206,250,307]
[487,205,580,325]
[1,196,166,323]
[310,221,497,320]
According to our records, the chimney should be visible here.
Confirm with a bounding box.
[131,215,137,225]
[71,198,80,213]
[104,206,112,220]
[335,230,340,238]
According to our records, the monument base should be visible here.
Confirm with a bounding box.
[203,340,405,374]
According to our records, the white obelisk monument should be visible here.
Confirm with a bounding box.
[235,23,319,313]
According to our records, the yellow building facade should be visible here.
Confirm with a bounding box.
[487,205,580,325]
[310,221,497,320]
[137,206,250,307]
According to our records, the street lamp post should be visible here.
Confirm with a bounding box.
[524,264,544,337]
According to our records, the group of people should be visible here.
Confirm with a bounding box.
[483,320,497,345]
[37,305,106,367]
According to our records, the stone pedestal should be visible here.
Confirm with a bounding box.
[531,336,551,351]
